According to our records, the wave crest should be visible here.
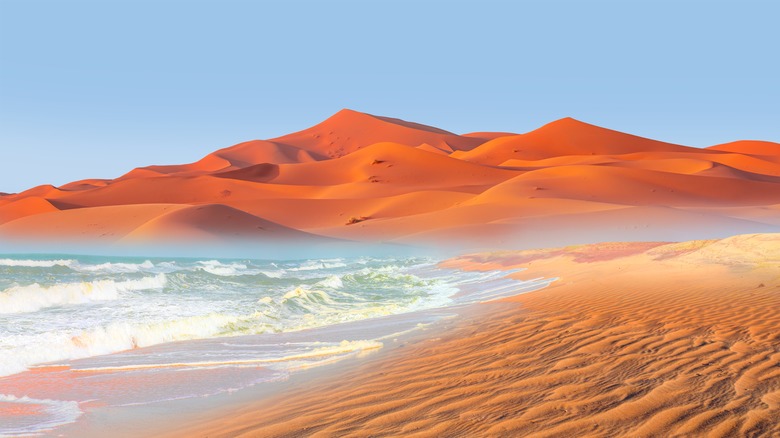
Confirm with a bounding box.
[197,260,249,276]
[73,260,155,274]
[0,258,74,268]
[0,274,167,314]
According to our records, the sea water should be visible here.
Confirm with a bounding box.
[0,254,553,436]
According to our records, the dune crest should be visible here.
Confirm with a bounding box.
[1,110,779,246]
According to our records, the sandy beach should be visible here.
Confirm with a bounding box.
[162,234,780,437]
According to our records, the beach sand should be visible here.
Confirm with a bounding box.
[163,233,780,437]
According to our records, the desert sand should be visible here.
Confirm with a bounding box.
[1,109,779,247]
[162,233,780,437]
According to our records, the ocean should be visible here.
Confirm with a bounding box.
[0,254,553,436]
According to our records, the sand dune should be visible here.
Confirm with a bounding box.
[391,206,773,249]
[453,117,692,164]
[269,109,486,158]
[269,141,516,188]
[0,196,58,225]
[121,204,326,242]
[708,140,780,160]
[0,204,184,241]
[168,234,780,437]
[1,110,779,245]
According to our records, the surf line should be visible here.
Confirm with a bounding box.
[52,340,384,372]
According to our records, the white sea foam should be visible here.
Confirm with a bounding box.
[258,270,284,279]
[72,339,383,372]
[197,260,249,276]
[70,313,239,353]
[288,260,347,271]
[0,258,75,268]
[0,394,82,437]
[0,274,167,314]
[0,312,238,377]
[0,307,388,377]
[72,260,155,274]
[282,287,333,304]
[316,275,344,289]
[285,340,383,370]
[0,274,445,377]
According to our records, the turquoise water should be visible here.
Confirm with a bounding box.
[0,253,553,436]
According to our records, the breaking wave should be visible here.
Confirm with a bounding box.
[0,258,75,268]
[71,260,155,274]
[197,260,250,276]
[0,274,167,314]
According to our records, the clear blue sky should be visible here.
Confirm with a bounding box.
[1,0,777,193]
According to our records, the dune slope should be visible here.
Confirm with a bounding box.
[1,110,779,246]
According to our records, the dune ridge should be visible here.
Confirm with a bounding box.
[165,233,780,437]
[1,110,779,247]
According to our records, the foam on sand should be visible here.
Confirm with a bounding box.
[0,394,82,437]
[70,339,383,372]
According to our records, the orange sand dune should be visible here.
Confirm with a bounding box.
[230,190,473,231]
[269,141,516,188]
[118,141,318,180]
[5,184,65,202]
[0,202,327,244]
[124,154,233,178]
[1,110,779,245]
[481,165,780,206]
[269,109,487,158]
[211,140,320,166]
[302,194,775,250]
[0,196,58,225]
[121,204,329,243]
[462,131,517,140]
[708,140,780,160]
[0,204,184,241]
[58,178,111,191]
[454,117,694,165]
[386,205,778,249]
[610,151,780,178]
[164,233,780,438]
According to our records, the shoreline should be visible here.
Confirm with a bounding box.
[60,301,514,438]
[158,234,780,437]
[41,262,539,437]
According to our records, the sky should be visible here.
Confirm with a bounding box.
[1,0,778,193]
